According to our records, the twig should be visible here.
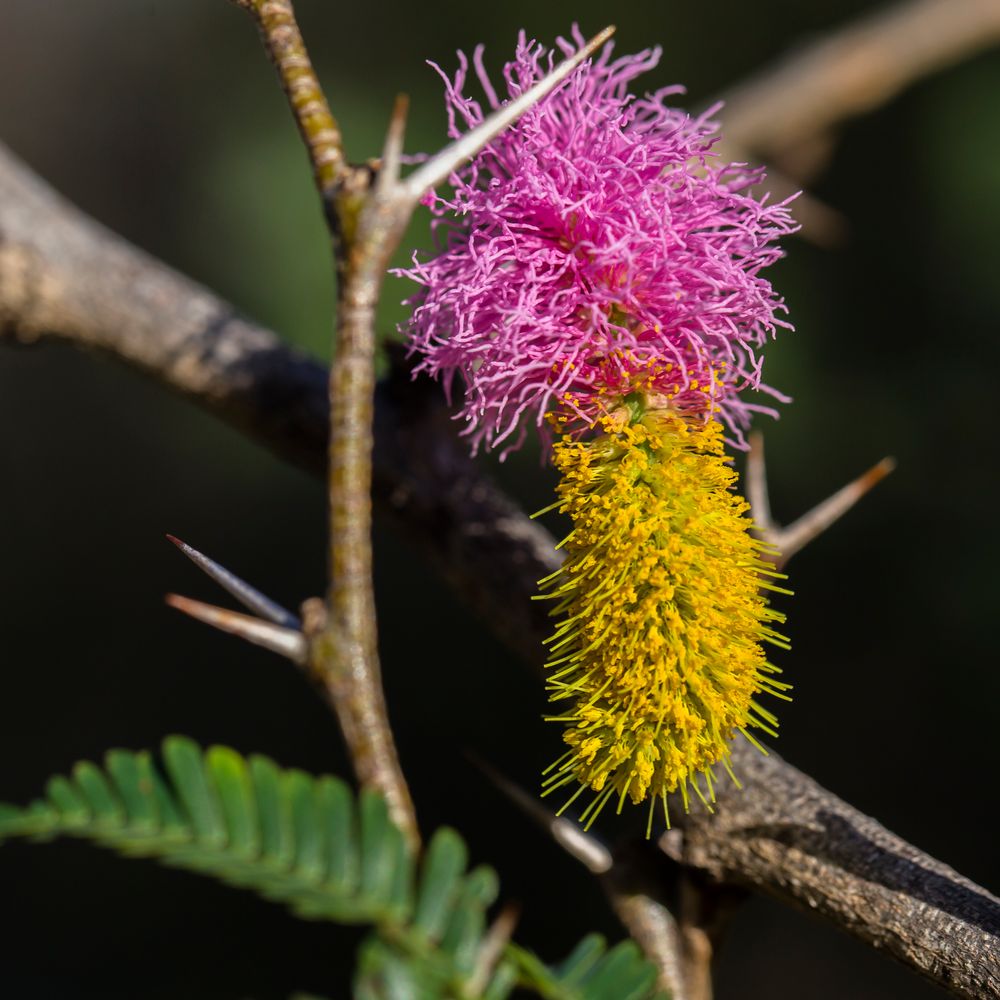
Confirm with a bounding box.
[719,0,1000,163]
[3,139,998,992]
[712,0,1000,245]
[231,0,346,197]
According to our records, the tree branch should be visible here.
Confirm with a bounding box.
[660,747,1000,998]
[718,0,1000,164]
[713,0,1000,246]
[2,138,997,996]
[0,139,552,662]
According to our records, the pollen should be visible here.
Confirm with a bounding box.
[538,405,791,832]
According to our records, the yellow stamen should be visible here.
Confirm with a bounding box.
[539,406,789,825]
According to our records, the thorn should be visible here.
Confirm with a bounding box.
[468,902,521,996]
[166,534,301,629]
[376,93,409,194]
[746,431,773,533]
[774,456,896,567]
[166,594,307,664]
[401,25,616,202]
[469,753,612,874]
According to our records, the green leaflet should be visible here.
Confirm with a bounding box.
[0,737,668,1000]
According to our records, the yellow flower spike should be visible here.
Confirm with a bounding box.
[539,402,790,832]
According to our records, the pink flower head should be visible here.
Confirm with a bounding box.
[401,28,797,455]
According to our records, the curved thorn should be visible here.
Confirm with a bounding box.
[166,534,301,629]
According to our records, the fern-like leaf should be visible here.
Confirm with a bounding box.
[0,738,413,926]
[510,935,666,1000]
[0,738,667,1000]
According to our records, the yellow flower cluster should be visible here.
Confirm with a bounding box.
[538,404,790,832]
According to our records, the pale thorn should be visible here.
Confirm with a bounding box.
[470,754,612,874]
[165,594,307,665]
[400,25,616,204]
[774,456,896,567]
[166,534,301,629]
[375,94,409,196]
[746,431,773,533]
[467,902,520,997]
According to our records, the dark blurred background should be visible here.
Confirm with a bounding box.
[1,1,997,997]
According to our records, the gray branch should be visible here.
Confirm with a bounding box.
[718,0,1000,163]
[2,141,998,997]
[661,748,999,997]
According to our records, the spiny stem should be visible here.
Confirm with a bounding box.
[233,0,418,850]
[233,8,618,854]
[316,24,618,852]
[316,94,423,850]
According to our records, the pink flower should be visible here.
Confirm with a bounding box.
[400,28,796,455]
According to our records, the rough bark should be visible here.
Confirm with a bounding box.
[661,749,1000,998]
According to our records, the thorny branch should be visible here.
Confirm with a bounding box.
[230,0,612,854]
[3,0,1000,994]
[3,135,998,995]
[233,0,417,849]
